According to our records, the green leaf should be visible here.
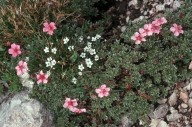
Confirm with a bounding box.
[0,47,5,51]
[70,52,78,63]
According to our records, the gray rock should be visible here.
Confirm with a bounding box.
[156,120,169,127]
[181,103,188,108]
[156,4,165,11]
[152,104,169,119]
[188,99,192,108]
[121,115,133,127]
[0,91,54,127]
[166,113,182,121]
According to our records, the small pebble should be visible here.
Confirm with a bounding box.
[189,91,192,98]
[156,4,165,11]
[166,113,182,122]
[158,98,167,104]
[157,120,169,127]
[168,92,177,106]
[126,17,130,23]
[121,26,126,32]
[181,103,188,108]
[172,1,181,10]
[188,99,192,108]
[180,91,189,103]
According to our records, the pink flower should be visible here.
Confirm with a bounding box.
[131,32,146,44]
[139,28,147,37]
[95,84,110,98]
[63,98,78,111]
[8,43,21,57]
[36,71,49,84]
[71,107,86,114]
[15,60,28,76]
[151,22,161,34]
[170,23,184,36]
[154,17,167,26]
[43,22,56,35]
[143,24,153,36]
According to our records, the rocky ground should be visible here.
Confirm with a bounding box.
[116,0,192,127]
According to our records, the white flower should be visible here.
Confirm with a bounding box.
[78,72,82,76]
[45,57,56,68]
[80,53,86,58]
[47,70,51,76]
[91,37,97,41]
[89,49,96,55]
[25,57,29,62]
[45,61,51,67]
[47,57,52,61]
[87,36,90,39]
[85,58,93,68]
[94,55,99,61]
[95,34,101,39]
[72,77,77,84]
[51,47,57,54]
[51,59,56,66]
[63,37,69,44]
[68,46,74,51]
[87,42,92,48]
[84,46,91,52]
[44,47,49,53]
[61,72,66,78]
[78,64,84,71]
[79,36,83,42]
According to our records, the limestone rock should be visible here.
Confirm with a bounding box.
[0,91,54,127]
[168,92,177,106]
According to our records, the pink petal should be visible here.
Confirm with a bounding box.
[104,92,109,97]
[135,40,141,44]
[63,103,68,108]
[16,45,20,49]
[69,107,77,112]
[174,32,179,36]
[43,79,48,84]
[170,27,175,32]
[142,38,146,41]
[8,49,13,54]
[36,74,40,79]
[12,53,17,57]
[43,22,49,27]
[81,109,86,112]
[98,93,104,98]
[106,88,110,92]
[43,28,48,32]
[17,70,22,75]
[22,69,27,73]
[45,74,49,79]
[101,84,106,89]
[11,43,16,48]
[131,35,136,40]
[95,89,101,93]
[66,98,70,101]
[173,23,177,27]
[49,22,56,30]
[139,28,145,34]
[37,80,41,84]
[48,31,53,35]
[40,71,43,75]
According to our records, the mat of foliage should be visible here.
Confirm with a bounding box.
[0,0,192,126]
